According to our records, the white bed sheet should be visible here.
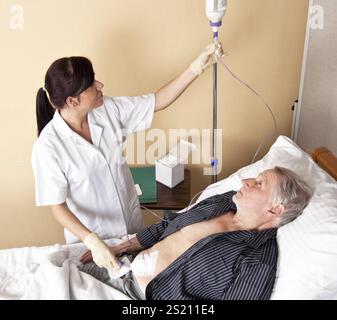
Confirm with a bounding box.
[2,136,336,300]
[0,239,131,300]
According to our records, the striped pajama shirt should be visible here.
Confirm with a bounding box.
[136,191,278,300]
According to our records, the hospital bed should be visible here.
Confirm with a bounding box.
[0,136,336,300]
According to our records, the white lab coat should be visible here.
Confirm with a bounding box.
[31,94,155,244]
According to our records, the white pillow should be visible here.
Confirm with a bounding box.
[195,135,337,300]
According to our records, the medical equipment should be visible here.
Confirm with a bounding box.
[108,256,132,279]
[205,0,279,184]
[206,0,227,39]
[131,250,159,277]
[216,56,279,164]
[205,0,228,183]
[189,43,219,76]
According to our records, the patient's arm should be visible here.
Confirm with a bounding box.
[110,215,176,254]
[135,216,172,249]
[112,236,144,256]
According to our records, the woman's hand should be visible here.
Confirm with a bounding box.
[82,233,120,269]
[80,236,141,264]
[80,245,121,264]
[189,42,224,76]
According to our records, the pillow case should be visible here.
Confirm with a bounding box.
[195,135,337,300]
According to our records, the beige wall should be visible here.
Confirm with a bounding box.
[0,0,309,249]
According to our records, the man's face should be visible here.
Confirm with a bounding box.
[233,169,279,220]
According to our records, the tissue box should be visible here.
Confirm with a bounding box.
[155,155,185,188]
[155,140,196,189]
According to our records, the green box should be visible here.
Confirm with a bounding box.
[130,166,157,204]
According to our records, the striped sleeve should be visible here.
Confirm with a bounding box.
[136,219,170,249]
[222,263,276,300]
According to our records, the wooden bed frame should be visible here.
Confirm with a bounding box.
[312,147,337,180]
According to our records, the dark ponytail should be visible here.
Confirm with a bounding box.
[36,88,55,136]
[35,57,95,136]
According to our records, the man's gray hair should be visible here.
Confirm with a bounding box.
[272,166,313,227]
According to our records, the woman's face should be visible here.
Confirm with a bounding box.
[78,79,104,110]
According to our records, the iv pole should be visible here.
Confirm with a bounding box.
[211,25,221,184]
[206,0,227,184]
[212,54,218,184]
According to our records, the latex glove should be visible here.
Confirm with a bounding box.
[83,233,120,270]
[189,42,224,76]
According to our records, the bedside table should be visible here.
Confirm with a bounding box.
[144,169,191,219]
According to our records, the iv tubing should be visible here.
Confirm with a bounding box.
[216,55,279,163]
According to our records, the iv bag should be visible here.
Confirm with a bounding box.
[205,0,227,23]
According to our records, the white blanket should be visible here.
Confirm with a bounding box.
[0,239,131,300]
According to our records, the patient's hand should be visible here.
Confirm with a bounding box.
[80,246,121,265]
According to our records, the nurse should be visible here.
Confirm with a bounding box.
[32,42,223,270]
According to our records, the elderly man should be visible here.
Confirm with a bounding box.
[80,166,312,300]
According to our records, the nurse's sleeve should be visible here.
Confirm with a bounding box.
[31,142,68,206]
[112,94,155,134]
